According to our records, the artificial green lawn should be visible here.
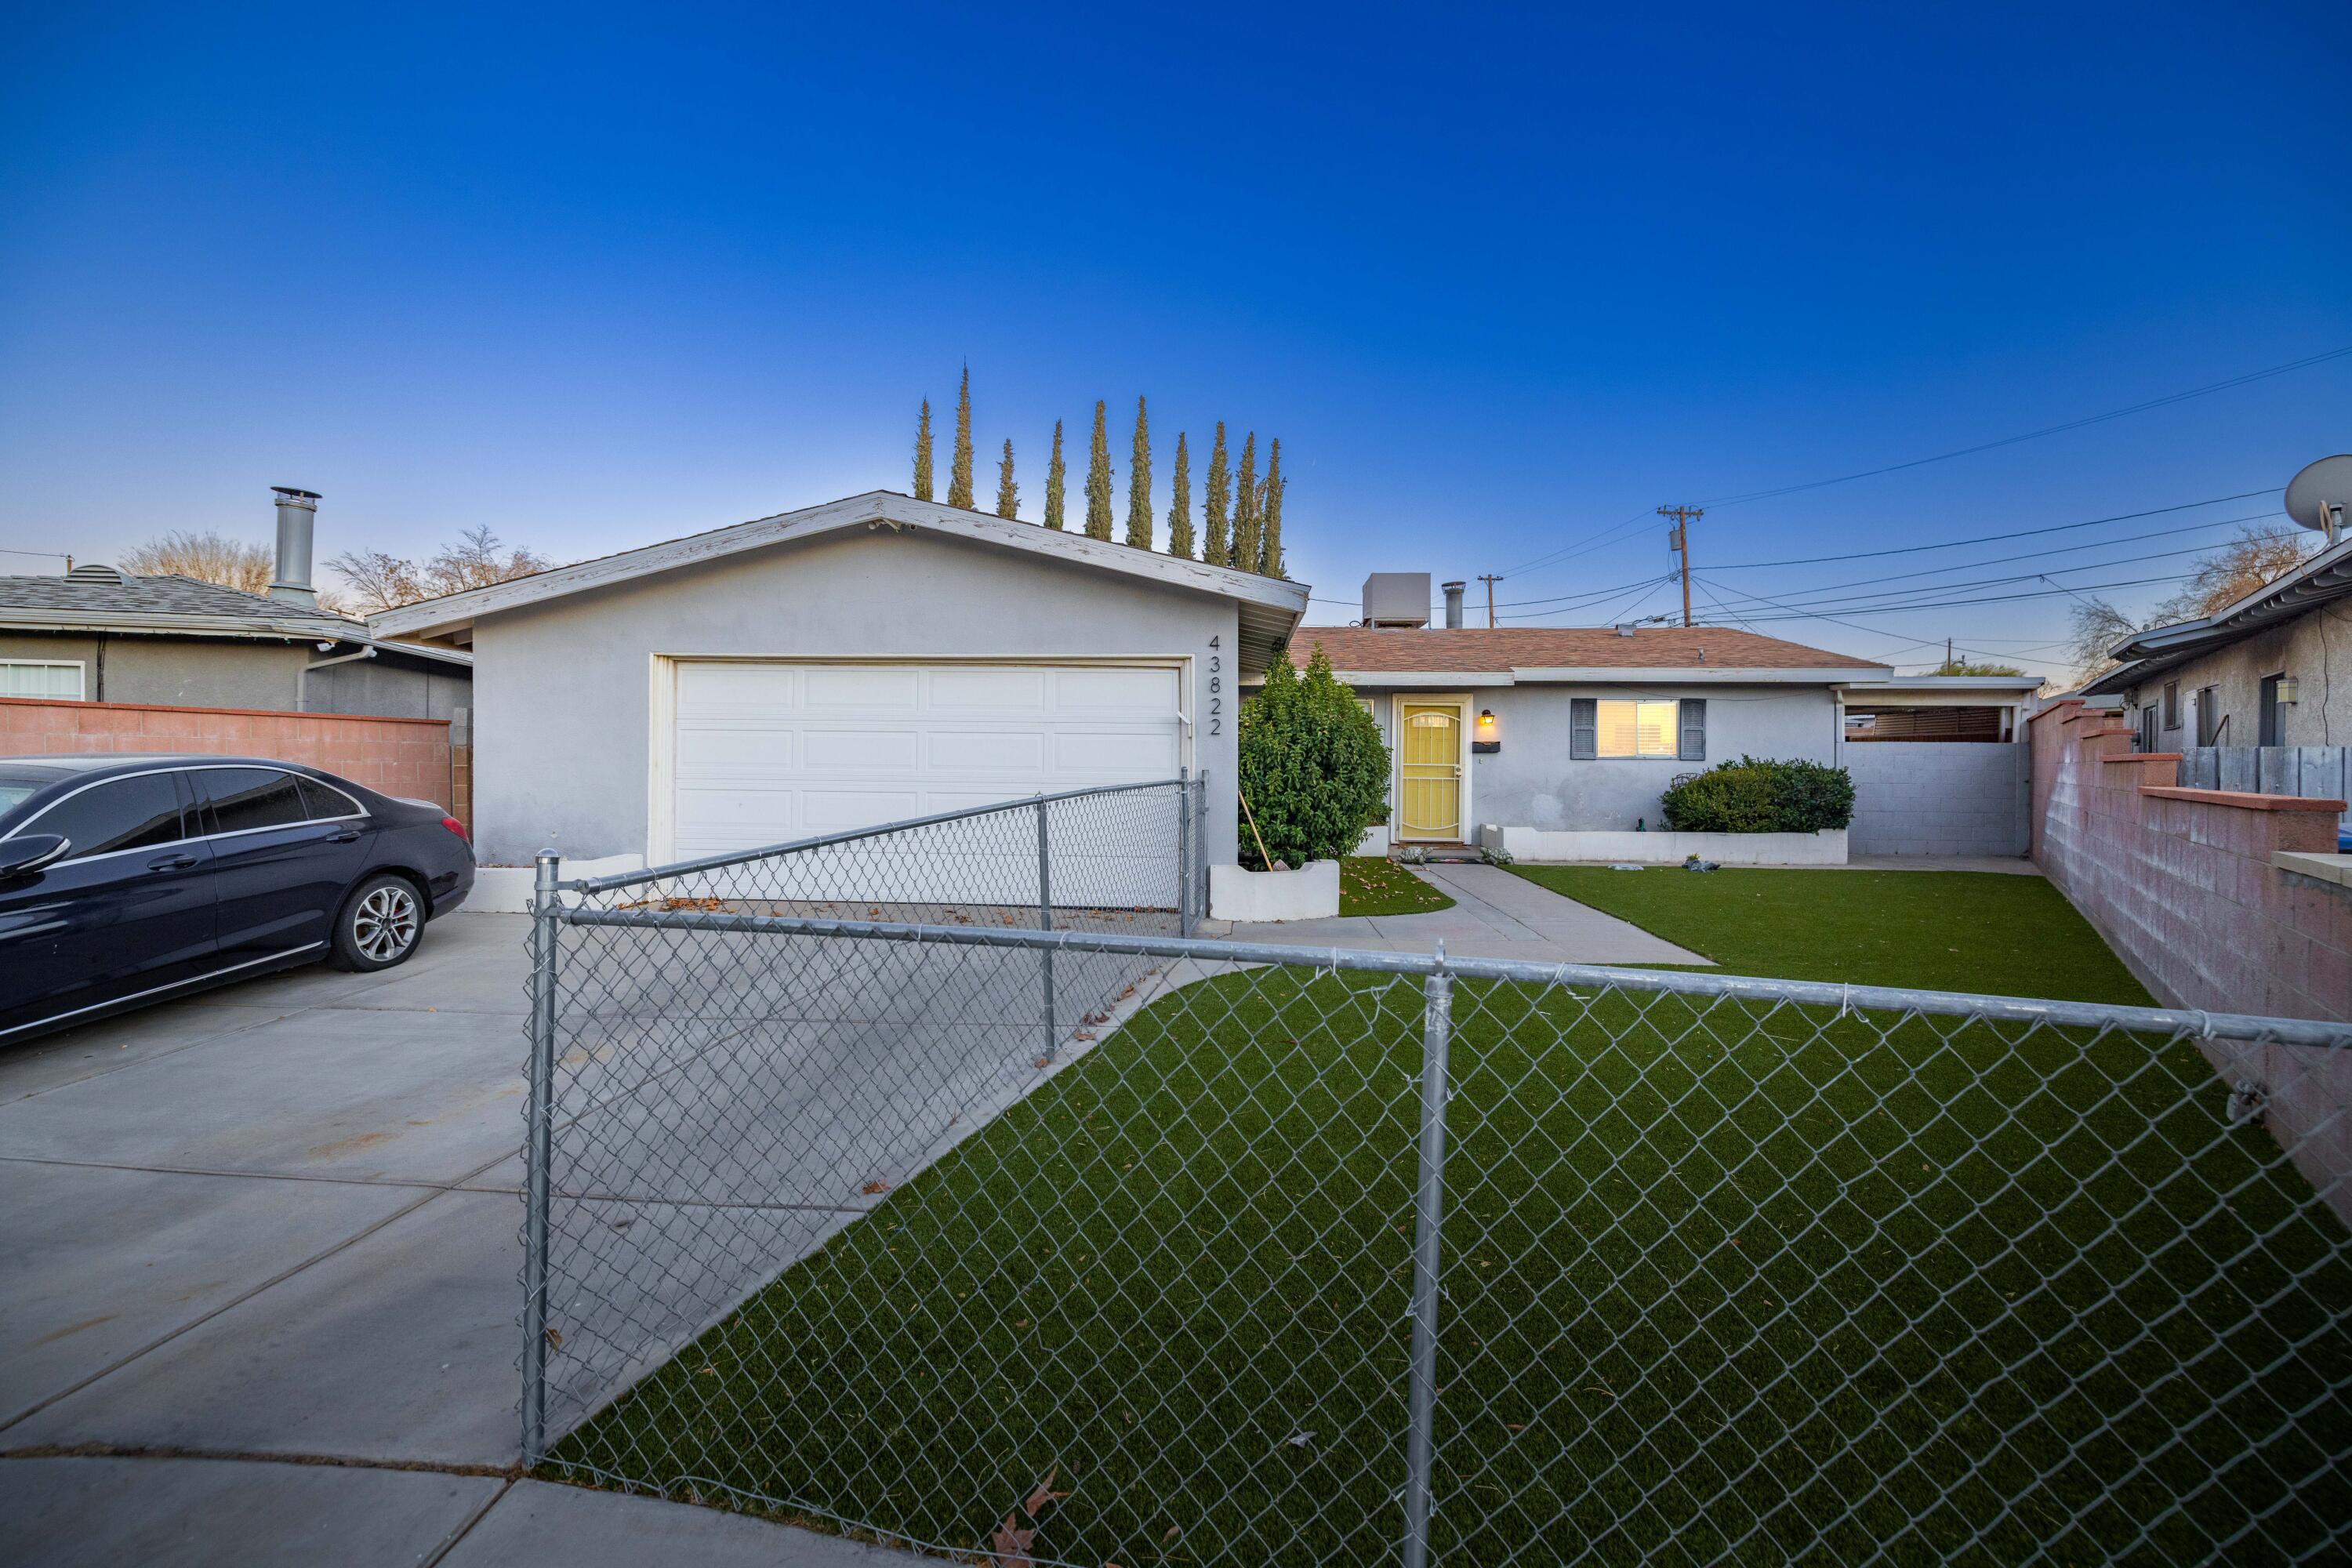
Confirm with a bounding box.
[549,879,2347,1564]
[1507,866,2154,1004]
[1339,855,1454,917]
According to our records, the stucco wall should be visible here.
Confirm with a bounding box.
[2114,602,2352,750]
[1846,741,2031,856]
[0,630,308,710]
[1350,682,1838,835]
[303,655,472,720]
[467,528,1241,866]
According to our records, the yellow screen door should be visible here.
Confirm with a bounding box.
[1399,703,1462,840]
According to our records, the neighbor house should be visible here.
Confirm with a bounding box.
[1289,575,1891,859]
[0,488,471,718]
[2084,532,2352,760]
[366,491,1308,872]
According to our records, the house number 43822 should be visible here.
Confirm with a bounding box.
[1206,637,1221,735]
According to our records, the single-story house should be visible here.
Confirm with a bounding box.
[1285,585,1891,859]
[0,488,471,718]
[2084,531,2352,757]
[367,492,1308,873]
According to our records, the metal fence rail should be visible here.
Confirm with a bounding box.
[519,808,2352,1566]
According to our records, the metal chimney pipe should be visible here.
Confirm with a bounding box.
[1441,581,1466,630]
[270,488,320,607]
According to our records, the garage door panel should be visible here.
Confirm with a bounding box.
[803,728,922,771]
[805,667,920,711]
[929,667,1049,712]
[1055,667,1177,710]
[666,662,1179,906]
[928,731,1049,771]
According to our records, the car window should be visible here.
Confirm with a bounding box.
[295,775,363,821]
[200,768,310,833]
[31,772,186,860]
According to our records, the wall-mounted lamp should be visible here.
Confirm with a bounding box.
[2278,677,2300,705]
[1472,707,1501,753]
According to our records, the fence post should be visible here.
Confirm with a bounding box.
[1401,946,1452,1568]
[521,848,561,1463]
[1177,769,1193,936]
[1036,798,1055,1060]
[1194,769,1210,923]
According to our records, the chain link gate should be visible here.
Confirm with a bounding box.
[517,788,2352,1566]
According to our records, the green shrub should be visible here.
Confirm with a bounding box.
[1237,644,1388,867]
[1658,755,1855,833]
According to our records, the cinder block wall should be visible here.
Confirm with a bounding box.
[0,697,456,815]
[2028,700,2352,1214]
[1846,742,2029,856]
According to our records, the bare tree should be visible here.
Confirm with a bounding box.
[2064,597,2147,686]
[120,530,274,596]
[325,525,554,614]
[2152,524,2315,625]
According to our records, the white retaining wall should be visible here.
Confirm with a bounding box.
[1481,826,1847,865]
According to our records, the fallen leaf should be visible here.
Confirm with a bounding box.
[1034,1056,1053,1069]
[1013,1318,1030,1329]
[861,1180,891,1196]
[1163,1525,1182,1545]
[543,1328,562,1348]
[1283,1430,1315,1449]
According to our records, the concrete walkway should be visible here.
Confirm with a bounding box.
[1221,862,1709,966]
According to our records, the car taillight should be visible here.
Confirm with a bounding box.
[441,815,470,842]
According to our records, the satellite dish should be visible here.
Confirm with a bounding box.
[2285,454,2352,543]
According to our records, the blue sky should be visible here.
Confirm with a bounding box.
[3,2,2347,678]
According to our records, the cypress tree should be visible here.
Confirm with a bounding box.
[1126,396,1152,550]
[996,438,1018,518]
[1259,437,1285,575]
[948,366,975,508]
[1044,419,1066,530]
[1166,432,1194,558]
[1084,400,1113,539]
[1232,431,1261,574]
[1203,422,1230,567]
[913,399,934,502]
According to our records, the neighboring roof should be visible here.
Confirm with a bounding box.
[367,491,1312,674]
[1839,674,2045,695]
[2082,532,2352,696]
[1286,625,1889,686]
[0,572,472,668]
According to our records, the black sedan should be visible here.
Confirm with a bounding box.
[0,754,475,1044]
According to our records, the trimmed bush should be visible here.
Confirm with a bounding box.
[1237,644,1388,867]
[1659,755,1855,834]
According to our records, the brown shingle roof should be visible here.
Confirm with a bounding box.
[1287,625,1889,673]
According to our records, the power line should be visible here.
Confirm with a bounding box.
[1699,570,2192,621]
[1708,490,2278,569]
[1696,344,2352,508]
[1499,507,1654,577]
[1694,576,2080,669]
[0,545,70,561]
[1730,511,2274,602]
[1737,535,2284,617]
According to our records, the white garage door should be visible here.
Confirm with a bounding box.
[667,662,1181,902]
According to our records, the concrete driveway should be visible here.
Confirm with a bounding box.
[0,913,921,1566]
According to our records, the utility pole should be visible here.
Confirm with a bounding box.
[1475,574,1501,628]
[1658,505,1703,627]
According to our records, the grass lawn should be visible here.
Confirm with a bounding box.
[1339,855,1454,916]
[549,884,2347,1564]
[1508,865,2153,1004]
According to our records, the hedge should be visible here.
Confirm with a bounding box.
[1658,755,1855,834]
[1236,644,1388,867]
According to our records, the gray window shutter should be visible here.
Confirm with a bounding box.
[1570,698,1597,760]
[1678,699,1705,760]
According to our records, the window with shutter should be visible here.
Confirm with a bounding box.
[1678,699,1705,760]
[1570,698,1597,760]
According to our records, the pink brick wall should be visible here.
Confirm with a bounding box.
[0,697,456,815]
[2029,699,2352,1214]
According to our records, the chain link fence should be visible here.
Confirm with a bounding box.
[518,788,2352,1566]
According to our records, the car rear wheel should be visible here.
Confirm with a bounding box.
[331,874,424,971]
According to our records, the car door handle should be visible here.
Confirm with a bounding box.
[328,827,363,843]
[147,852,200,872]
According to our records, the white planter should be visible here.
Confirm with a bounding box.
[466,852,648,913]
[1210,858,1342,921]
[1483,825,1848,866]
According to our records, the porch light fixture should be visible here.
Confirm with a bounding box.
[1472,707,1501,753]
[1478,708,1495,725]
[2277,677,2299,705]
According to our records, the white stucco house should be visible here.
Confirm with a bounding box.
[367,492,1307,875]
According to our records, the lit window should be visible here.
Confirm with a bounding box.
[0,661,84,699]
[1595,699,1678,758]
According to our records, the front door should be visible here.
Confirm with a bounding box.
[1399,702,1464,841]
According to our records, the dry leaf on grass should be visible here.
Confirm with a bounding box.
[987,1465,1065,1566]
